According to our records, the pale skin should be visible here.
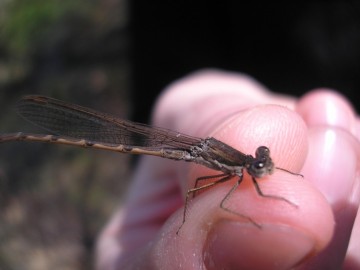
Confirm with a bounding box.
[96,70,360,270]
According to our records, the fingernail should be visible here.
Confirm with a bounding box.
[204,221,314,270]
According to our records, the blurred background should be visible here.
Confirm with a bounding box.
[0,1,360,269]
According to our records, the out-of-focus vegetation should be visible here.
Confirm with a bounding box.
[1,0,82,56]
[0,1,130,269]
[0,0,82,85]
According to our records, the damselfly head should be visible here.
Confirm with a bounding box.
[247,146,275,178]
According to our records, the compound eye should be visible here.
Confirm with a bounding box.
[255,146,270,158]
[254,160,264,169]
[249,160,267,177]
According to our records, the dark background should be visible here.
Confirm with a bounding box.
[0,1,359,269]
[131,2,360,122]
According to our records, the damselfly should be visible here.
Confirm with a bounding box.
[0,95,302,234]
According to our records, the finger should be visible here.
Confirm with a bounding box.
[297,89,360,269]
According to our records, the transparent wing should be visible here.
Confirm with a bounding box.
[16,95,202,150]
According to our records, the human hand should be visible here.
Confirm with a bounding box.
[96,70,359,270]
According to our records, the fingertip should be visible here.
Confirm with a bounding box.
[211,104,308,172]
